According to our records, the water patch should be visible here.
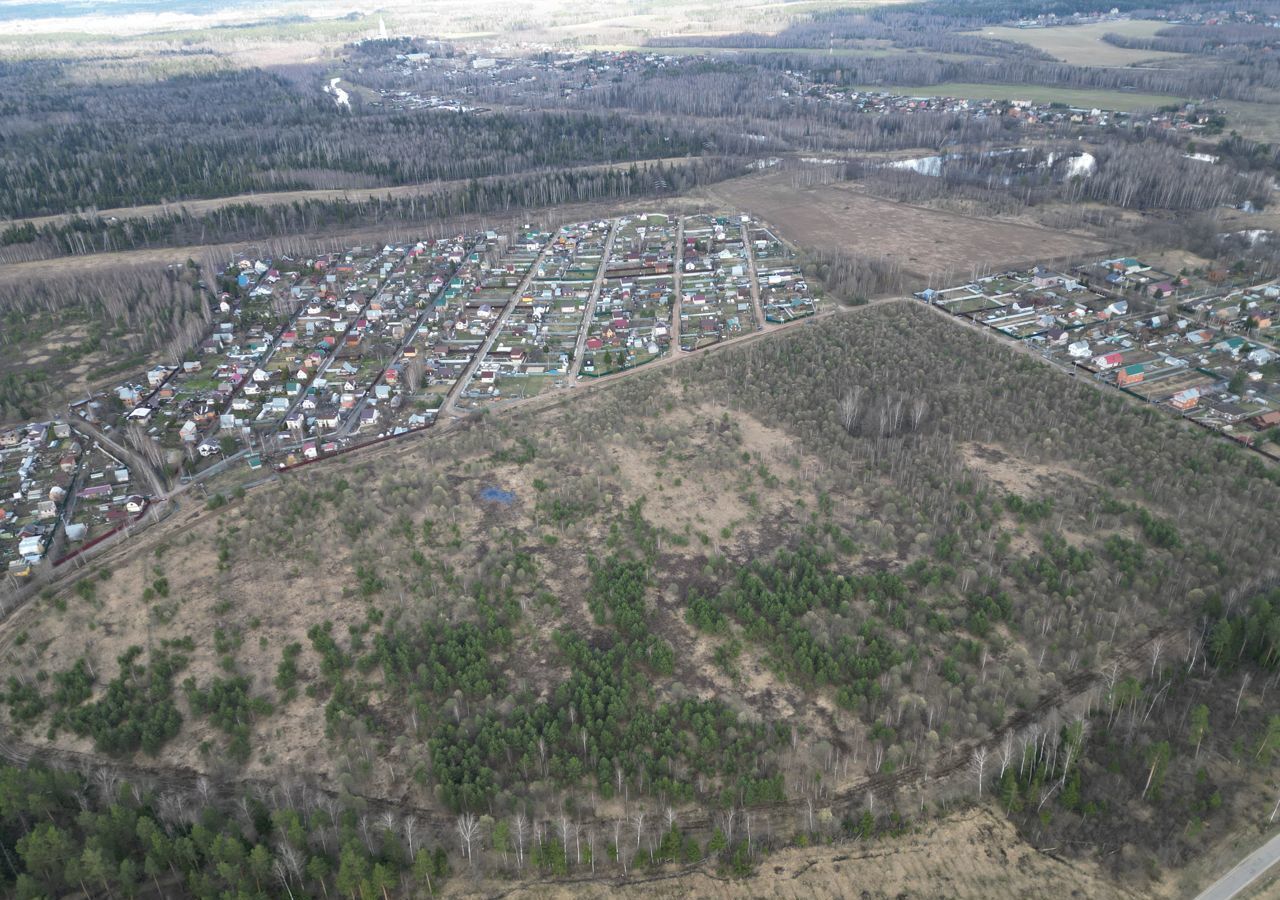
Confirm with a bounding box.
[479,486,516,505]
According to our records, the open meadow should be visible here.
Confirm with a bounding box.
[966,20,1189,67]
[703,173,1109,282]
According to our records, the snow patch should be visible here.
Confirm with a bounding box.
[326,77,350,110]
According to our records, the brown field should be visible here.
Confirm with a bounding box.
[4,301,1279,897]
[704,173,1109,282]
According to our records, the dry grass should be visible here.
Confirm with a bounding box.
[450,807,1138,898]
[704,173,1108,283]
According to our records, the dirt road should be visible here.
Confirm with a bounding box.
[3,157,699,231]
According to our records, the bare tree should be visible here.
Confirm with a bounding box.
[613,818,627,875]
[971,747,988,799]
[998,733,1014,781]
[93,768,121,804]
[1234,673,1253,725]
[195,776,213,809]
[402,815,418,859]
[457,813,480,865]
[268,858,295,900]
[513,812,528,869]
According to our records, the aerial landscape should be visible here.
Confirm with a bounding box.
[1,0,1280,897]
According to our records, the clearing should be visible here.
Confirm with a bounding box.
[966,20,1188,67]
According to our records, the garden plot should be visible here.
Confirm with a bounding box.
[585,214,679,375]
[0,421,81,575]
[749,223,820,322]
[511,221,609,375]
[461,231,556,407]
[348,236,476,433]
[679,214,752,351]
[64,440,141,548]
[110,246,397,472]
[387,240,498,424]
[605,213,676,280]
[584,275,675,376]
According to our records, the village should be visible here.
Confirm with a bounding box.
[363,46,1227,139]
[0,419,149,580]
[916,258,1280,458]
[0,210,822,581]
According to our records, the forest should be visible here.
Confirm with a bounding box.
[0,65,714,219]
[0,159,742,263]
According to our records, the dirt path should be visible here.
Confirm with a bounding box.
[441,239,557,417]
[2,157,700,231]
[741,218,766,330]
[671,217,685,351]
[569,219,620,383]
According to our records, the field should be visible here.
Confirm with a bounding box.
[0,0,886,55]
[850,81,1185,111]
[1214,98,1280,144]
[965,20,1188,67]
[703,173,1108,282]
[636,44,984,63]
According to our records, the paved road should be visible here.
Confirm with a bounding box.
[1195,831,1280,900]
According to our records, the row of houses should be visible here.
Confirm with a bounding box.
[472,221,606,398]
[916,268,1126,341]
[585,213,679,375]
[0,421,143,578]
[919,261,1280,459]
[679,214,754,352]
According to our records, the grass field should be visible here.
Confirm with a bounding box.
[853,81,1185,111]
[636,44,984,63]
[703,173,1107,283]
[1215,98,1280,143]
[965,20,1188,67]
